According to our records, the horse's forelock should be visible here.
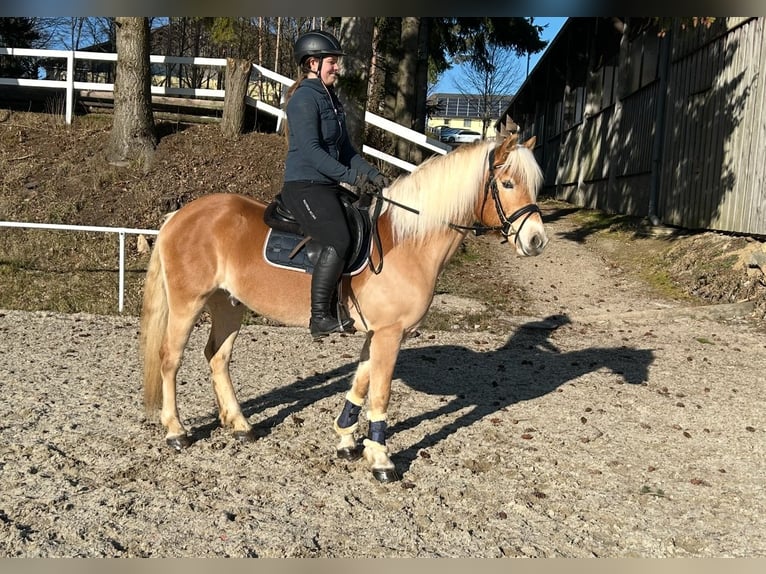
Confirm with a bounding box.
[502,144,543,201]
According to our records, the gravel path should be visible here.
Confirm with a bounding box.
[1,209,765,557]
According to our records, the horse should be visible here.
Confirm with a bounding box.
[139,132,548,482]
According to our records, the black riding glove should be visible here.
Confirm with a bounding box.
[353,172,369,189]
[355,172,382,197]
[372,173,390,190]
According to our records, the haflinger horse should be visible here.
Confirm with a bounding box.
[140,132,547,483]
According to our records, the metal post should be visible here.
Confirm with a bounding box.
[66,51,74,125]
[118,231,125,313]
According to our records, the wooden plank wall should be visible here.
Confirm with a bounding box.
[659,17,766,235]
[538,17,766,236]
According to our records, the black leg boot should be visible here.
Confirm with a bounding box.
[310,245,355,339]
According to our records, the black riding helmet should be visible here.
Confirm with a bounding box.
[294,30,345,65]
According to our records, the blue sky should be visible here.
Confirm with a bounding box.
[433,16,567,94]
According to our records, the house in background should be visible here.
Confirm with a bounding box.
[427,92,513,140]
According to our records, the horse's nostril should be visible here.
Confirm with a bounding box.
[528,233,548,254]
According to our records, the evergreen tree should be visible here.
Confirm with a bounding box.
[0,17,42,78]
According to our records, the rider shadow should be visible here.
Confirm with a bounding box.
[387,313,655,475]
[200,314,654,473]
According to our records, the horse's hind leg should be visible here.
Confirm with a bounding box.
[160,302,203,450]
[204,291,253,441]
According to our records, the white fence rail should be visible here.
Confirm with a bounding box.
[0,46,452,313]
[0,221,158,313]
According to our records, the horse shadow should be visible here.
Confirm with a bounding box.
[388,314,654,474]
[201,314,654,476]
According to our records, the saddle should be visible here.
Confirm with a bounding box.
[262,192,373,275]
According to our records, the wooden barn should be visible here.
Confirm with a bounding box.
[499,17,766,237]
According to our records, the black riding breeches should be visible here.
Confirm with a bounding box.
[280,181,352,259]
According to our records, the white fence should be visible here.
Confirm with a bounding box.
[0,221,158,313]
[0,47,452,312]
[0,47,450,169]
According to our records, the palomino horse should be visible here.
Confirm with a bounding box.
[140,132,547,482]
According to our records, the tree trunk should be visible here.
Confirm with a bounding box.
[107,17,156,170]
[411,17,431,164]
[337,17,374,152]
[395,17,419,162]
[274,17,281,75]
[221,57,253,138]
[258,16,264,65]
[381,18,400,121]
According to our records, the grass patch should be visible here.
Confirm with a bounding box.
[435,235,531,313]
[570,208,647,237]
[637,259,693,301]
[640,485,667,498]
[0,228,150,315]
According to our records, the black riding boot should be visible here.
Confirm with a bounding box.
[310,245,355,339]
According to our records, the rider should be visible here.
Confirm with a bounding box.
[280,29,389,339]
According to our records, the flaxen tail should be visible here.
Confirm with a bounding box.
[139,232,169,415]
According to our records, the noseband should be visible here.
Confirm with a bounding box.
[451,147,541,244]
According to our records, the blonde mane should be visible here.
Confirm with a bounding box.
[384,141,490,242]
[384,139,542,243]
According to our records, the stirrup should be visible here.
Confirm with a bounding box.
[310,315,355,339]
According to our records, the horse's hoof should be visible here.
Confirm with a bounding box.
[166,434,192,451]
[336,445,363,460]
[372,467,400,483]
[234,429,256,443]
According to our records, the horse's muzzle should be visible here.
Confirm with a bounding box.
[515,222,548,257]
[521,230,549,256]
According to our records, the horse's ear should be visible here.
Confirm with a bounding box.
[495,131,520,164]
[523,136,537,150]
[496,117,519,139]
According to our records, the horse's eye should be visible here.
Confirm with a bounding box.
[501,179,514,189]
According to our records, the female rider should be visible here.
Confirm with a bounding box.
[280,29,388,339]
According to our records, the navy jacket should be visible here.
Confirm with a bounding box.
[283,78,380,186]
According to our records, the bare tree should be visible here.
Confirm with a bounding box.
[258,17,264,65]
[454,45,524,137]
[394,17,420,162]
[413,18,430,136]
[274,17,282,76]
[220,56,253,138]
[107,17,156,170]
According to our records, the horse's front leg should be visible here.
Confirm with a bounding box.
[362,326,405,482]
[334,333,371,460]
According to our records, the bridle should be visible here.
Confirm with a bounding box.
[363,144,542,272]
[448,147,542,244]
